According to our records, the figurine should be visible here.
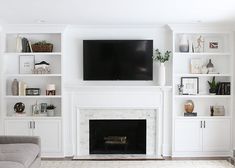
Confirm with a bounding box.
[210,106,214,116]
[195,36,205,52]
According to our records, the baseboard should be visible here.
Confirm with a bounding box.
[172,151,232,157]
[162,143,172,157]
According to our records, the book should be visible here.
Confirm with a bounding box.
[18,81,27,96]
[21,37,31,52]
[21,38,28,52]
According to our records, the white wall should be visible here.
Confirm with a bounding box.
[234,32,235,154]
[0,25,3,135]
[63,25,172,86]
[63,26,173,156]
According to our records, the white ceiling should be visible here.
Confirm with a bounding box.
[0,0,235,25]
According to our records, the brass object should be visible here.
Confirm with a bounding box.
[104,136,128,145]
[184,100,194,113]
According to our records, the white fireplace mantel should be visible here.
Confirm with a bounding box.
[65,85,172,158]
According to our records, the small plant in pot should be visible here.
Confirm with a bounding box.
[46,104,56,116]
[208,76,219,95]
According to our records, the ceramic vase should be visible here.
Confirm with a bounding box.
[11,79,19,96]
[179,34,189,52]
[206,59,214,73]
[158,63,166,86]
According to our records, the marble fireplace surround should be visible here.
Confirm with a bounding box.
[70,87,166,158]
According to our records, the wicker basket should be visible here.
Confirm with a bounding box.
[31,44,53,52]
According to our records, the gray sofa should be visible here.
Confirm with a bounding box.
[0,136,41,168]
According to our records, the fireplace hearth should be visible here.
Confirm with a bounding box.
[89,120,146,154]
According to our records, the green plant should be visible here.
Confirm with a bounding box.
[208,76,219,92]
[46,104,56,110]
[34,41,52,45]
[152,49,171,63]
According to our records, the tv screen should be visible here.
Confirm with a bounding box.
[83,40,153,80]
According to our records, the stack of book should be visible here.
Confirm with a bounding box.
[217,82,230,95]
[16,36,32,52]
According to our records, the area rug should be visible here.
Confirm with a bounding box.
[41,160,234,168]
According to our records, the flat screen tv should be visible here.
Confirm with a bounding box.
[83,40,153,80]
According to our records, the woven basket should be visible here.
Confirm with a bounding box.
[31,44,53,52]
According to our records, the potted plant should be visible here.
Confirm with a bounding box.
[46,104,56,116]
[208,76,219,95]
[152,49,171,86]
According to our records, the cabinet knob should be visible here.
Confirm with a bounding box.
[204,121,206,128]
[200,121,203,128]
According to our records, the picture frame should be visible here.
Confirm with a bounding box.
[209,42,218,49]
[181,77,199,95]
[211,106,225,116]
[25,88,40,96]
[204,36,223,52]
[19,55,35,74]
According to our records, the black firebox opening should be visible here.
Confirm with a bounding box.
[89,120,146,154]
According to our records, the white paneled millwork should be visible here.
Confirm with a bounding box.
[4,119,32,136]
[174,119,202,152]
[203,119,231,152]
[33,120,62,156]
[174,118,231,156]
[4,118,62,157]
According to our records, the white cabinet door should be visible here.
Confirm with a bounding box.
[4,120,32,136]
[174,119,202,152]
[33,119,62,154]
[203,119,231,152]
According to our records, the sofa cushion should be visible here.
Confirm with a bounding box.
[0,143,40,167]
[0,161,25,168]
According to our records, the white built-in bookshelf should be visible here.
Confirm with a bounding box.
[1,29,64,157]
[2,33,63,117]
[170,25,233,157]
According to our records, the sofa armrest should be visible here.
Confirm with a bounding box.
[0,136,41,157]
[0,136,40,146]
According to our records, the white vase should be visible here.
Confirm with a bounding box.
[158,63,166,86]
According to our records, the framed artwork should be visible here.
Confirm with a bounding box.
[190,58,202,74]
[181,77,199,95]
[19,55,35,74]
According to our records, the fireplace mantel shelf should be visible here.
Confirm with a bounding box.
[65,84,172,91]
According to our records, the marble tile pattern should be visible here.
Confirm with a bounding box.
[78,109,157,155]
[41,160,234,168]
